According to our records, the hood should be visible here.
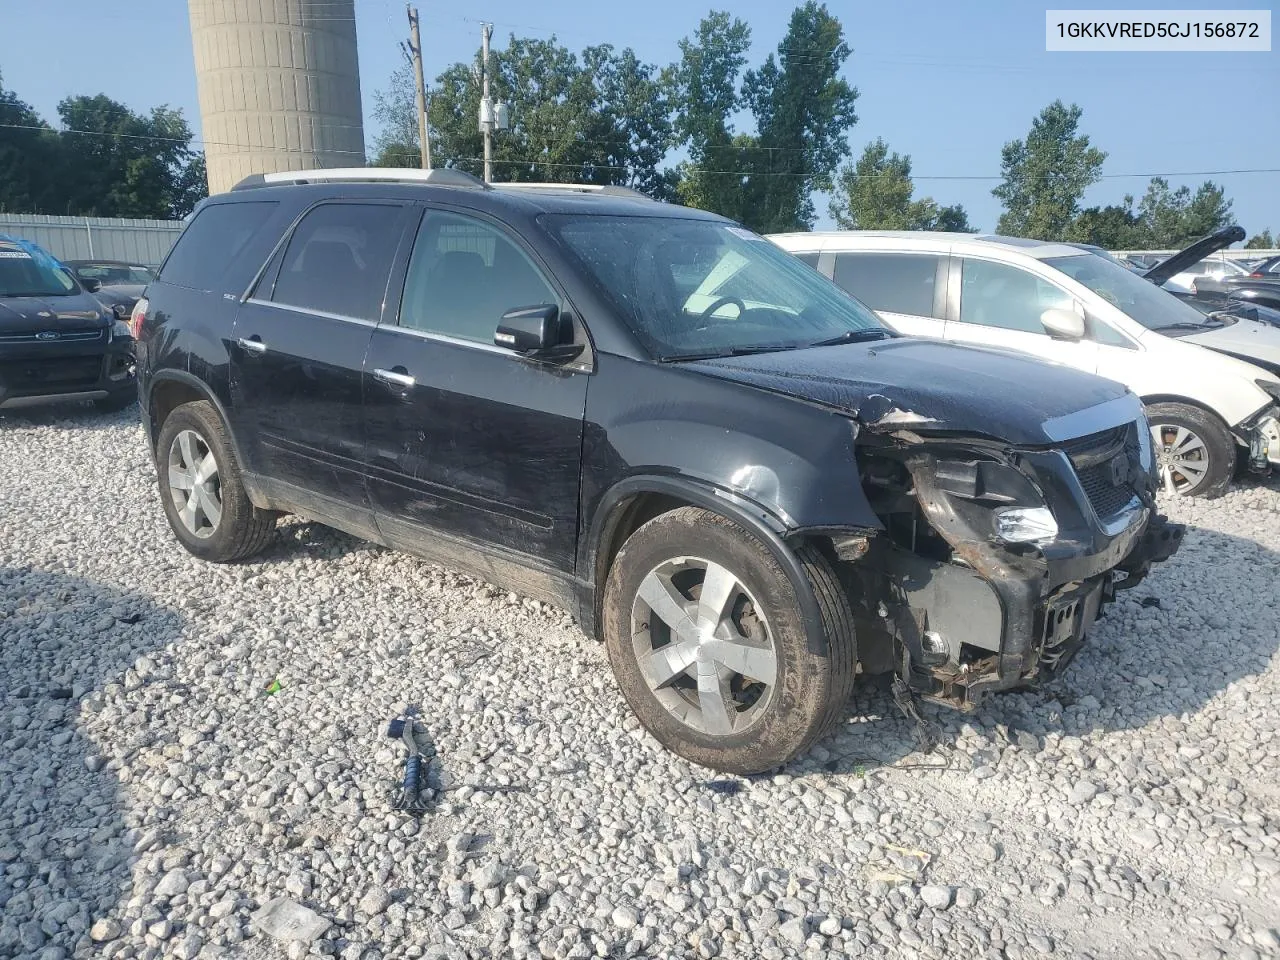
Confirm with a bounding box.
[685,338,1135,446]
[0,293,111,332]
[1142,225,1246,286]
[1181,317,1280,373]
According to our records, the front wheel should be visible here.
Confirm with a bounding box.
[602,507,856,774]
[1145,402,1234,499]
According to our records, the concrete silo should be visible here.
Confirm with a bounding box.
[188,0,366,194]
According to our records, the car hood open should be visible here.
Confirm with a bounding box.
[685,338,1135,446]
[1142,225,1246,286]
[0,293,110,331]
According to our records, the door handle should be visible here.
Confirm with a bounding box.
[373,367,416,389]
[237,336,267,355]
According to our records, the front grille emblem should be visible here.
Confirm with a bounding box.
[1108,456,1130,487]
[35,331,60,341]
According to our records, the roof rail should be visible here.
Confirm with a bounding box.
[494,182,654,201]
[231,167,489,191]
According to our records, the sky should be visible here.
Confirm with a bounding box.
[1,0,1277,234]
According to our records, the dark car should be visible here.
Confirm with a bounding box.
[0,235,137,412]
[134,169,1182,773]
[62,259,154,321]
[1245,255,1280,279]
[1141,229,1280,314]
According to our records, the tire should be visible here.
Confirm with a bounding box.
[602,506,857,775]
[1145,402,1234,499]
[155,400,277,562]
[96,388,136,412]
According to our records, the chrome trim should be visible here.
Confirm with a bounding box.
[0,390,109,409]
[1042,394,1145,443]
[1098,500,1146,537]
[376,324,513,357]
[373,368,416,389]
[237,337,268,355]
[244,297,379,327]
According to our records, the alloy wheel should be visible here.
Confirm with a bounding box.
[1150,423,1209,496]
[630,556,778,737]
[167,429,223,539]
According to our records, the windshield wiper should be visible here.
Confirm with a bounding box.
[661,342,802,362]
[807,328,894,347]
[1157,321,1220,332]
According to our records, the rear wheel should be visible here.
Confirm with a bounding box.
[603,507,856,774]
[1145,402,1234,499]
[155,401,277,561]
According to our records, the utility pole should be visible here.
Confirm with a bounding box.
[407,4,431,170]
[480,21,493,183]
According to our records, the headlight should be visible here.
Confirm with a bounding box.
[1257,379,1280,405]
[993,506,1059,545]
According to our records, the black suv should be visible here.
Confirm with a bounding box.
[0,235,137,412]
[136,169,1182,773]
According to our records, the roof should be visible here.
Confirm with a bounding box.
[61,258,149,267]
[770,230,1090,260]
[223,168,724,222]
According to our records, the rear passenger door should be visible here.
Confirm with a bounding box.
[363,206,589,573]
[831,252,947,338]
[231,200,412,524]
[946,257,1099,373]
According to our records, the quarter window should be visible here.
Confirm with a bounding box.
[833,253,940,317]
[958,258,1075,334]
[270,203,403,322]
[400,211,558,343]
[160,201,278,291]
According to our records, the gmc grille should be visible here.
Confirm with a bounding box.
[1063,424,1139,521]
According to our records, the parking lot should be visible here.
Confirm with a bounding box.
[2,404,1278,960]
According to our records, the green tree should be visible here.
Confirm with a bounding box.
[738,2,859,232]
[0,73,61,213]
[1065,196,1144,248]
[1136,176,1234,247]
[56,95,203,218]
[829,138,973,232]
[372,37,676,196]
[666,11,753,219]
[1246,229,1275,249]
[992,100,1106,240]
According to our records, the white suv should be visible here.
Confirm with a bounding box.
[771,231,1280,497]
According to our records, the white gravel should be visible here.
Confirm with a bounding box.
[2,404,1279,960]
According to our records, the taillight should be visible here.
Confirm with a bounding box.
[1251,272,1264,278]
[128,297,148,339]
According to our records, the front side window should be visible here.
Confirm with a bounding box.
[0,242,77,298]
[958,258,1074,334]
[270,203,403,322]
[544,215,886,359]
[1044,253,1211,331]
[399,211,558,343]
[834,252,940,317]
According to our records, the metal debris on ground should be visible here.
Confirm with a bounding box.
[387,707,433,814]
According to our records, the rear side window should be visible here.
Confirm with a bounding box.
[833,253,940,317]
[160,201,277,290]
[270,203,403,322]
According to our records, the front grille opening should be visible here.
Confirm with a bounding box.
[1065,424,1140,521]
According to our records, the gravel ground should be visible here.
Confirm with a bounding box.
[1,404,1279,960]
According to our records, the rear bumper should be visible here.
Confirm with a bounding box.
[0,337,135,410]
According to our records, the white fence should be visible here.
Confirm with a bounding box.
[0,214,184,266]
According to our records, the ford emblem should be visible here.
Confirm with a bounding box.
[36,331,60,341]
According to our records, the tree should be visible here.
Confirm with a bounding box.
[1065,197,1143,248]
[0,72,60,213]
[56,95,203,218]
[829,138,973,232]
[738,2,859,232]
[992,100,1106,240]
[1246,229,1275,249]
[371,36,677,196]
[1136,176,1234,247]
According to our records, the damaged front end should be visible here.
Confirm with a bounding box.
[839,409,1185,710]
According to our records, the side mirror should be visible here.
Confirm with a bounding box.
[81,276,102,293]
[495,304,583,363]
[1041,307,1085,341]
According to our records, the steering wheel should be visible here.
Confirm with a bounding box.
[696,296,747,326]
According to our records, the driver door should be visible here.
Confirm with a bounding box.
[945,257,1099,374]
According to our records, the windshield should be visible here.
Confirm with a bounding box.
[0,243,78,298]
[1044,253,1211,331]
[72,263,154,285]
[543,215,886,359]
